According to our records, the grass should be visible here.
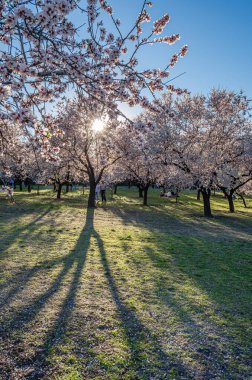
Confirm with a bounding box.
[0,186,251,379]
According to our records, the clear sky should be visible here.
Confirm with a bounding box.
[108,0,252,98]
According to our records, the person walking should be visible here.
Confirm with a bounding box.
[100,181,107,203]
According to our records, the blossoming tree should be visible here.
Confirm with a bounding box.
[0,0,188,156]
[140,90,252,217]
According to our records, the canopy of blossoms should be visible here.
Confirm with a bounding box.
[0,0,188,154]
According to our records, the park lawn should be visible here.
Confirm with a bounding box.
[0,187,251,380]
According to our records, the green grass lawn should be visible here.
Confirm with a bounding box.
[0,187,251,379]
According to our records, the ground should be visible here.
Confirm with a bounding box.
[0,187,251,380]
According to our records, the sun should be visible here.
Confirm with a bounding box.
[92,119,104,132]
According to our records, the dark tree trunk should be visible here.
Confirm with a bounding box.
[82,184,85,195]
[19,182,23,191]
[114,184,118,195]
[139,187,143,198]
[66,183,69,193]
[57,183,62,199]
[37,184,40,195]
[237,193,247,208]
[53,182,56,192]
[28,184,31,193]
[201,190,212,217]
[88,175,96,208]
[143,186,149,206]
[197,189,201,201]
[227,194,235,213]
[221,188,235,213]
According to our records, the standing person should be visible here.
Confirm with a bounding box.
[100,181,107,203]
[95,183,101,202]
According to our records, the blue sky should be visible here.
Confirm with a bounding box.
[108,0,252,98]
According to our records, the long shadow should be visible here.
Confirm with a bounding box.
[0,207,65,308]
[93,228,193,379]
[109,207,251,378]
[24,209,94,379]
[110,205,252,314]
[2,197,251,378]
[110,200,252,240]
[0,207,52,260]
[146,248,236,372]
[0,210,94,380]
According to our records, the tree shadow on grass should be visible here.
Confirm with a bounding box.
[144,241,251,379]
[0,207,64,309]
[93,229,193,379]
[1,207,194,379]
[108,206,252,378]
[0,209,94,379]
[0,207,52,261]
[109,202,252,241]
[24,209,95,379]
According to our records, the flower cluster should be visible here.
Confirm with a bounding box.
[153,14,170,34]
[156,34,180,45]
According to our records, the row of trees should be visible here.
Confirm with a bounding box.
[1,89,252,217]
[0,1,251,217]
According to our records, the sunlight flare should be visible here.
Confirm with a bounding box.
[92,119,104,132]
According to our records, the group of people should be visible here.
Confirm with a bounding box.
[160,190,178,198]
[95,182,107,203]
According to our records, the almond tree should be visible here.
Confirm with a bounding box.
[142,90,251,217]
[0,0,188,159]
[53,96,123,207]
[213,134,252,212]
[117,121,163,206]
[237,180,252,208]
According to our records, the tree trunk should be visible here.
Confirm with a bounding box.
[227,194,235,213]
[28,184,31,193]
[66,183,69,193]
[88,175,96,208]
[143,186,149,206]
[114,184,118,195]
[82,184,85,195]
[201,190,212,217]
[19,182,23,191]
[222,189,235,213]
[237,193,247,208]
[197,189,201,201]
[37,184,40,195]
[57,183,62,199]
[139,187,143,198]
